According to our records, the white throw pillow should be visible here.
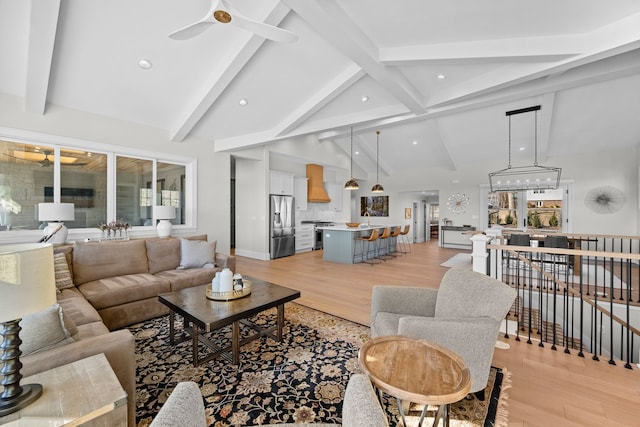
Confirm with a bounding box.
[178,239,217,269]
[19,304,76,356]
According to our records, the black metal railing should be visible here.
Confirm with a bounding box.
[485,233,640,369]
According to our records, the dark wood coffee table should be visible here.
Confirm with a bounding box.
[158,277,300,366]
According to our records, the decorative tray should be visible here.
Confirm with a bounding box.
[206,279,252,301]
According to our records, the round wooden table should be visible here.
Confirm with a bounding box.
[359,335,471,427]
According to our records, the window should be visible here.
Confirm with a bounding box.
[482,185,570,232]
[0,136,194,236]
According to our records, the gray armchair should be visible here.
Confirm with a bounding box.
[370,268,516,396]
[250,374,389,427]
[150,382,206,427]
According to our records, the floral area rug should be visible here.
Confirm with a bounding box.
[131,303,509,426]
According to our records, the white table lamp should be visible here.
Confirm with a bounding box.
[154,205,176,238]
[38,203,75,244]
[0,243,57,416]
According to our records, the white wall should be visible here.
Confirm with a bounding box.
[234,155,269,259]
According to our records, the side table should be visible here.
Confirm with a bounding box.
[359,335,471,427]
[0,353,127,426]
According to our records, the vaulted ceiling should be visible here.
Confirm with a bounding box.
[2,0,640,178]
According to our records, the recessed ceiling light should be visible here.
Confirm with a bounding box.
[239,99,248,106]
[138,59,152,69]
[355,151,359,155]
[361,96,369,102]
[412,140,418,145]
[436,74,446,80]
[519,147,525,151]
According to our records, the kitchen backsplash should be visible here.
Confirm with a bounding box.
[296,203,336,225]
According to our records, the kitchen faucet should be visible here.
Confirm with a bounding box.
[363,211,370,226]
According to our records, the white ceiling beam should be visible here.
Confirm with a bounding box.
[380,35,583,66]
[169,3,292,142]
[276,64,366,136]
[282,0,425,114]
[24,0,61,115]
[216,104,408,151]
[426,12,640,109]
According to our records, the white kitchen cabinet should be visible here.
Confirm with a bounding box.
[269,170,294,195]
[325,182,342,211]
[294,177,308,210]
[295,225,314,252]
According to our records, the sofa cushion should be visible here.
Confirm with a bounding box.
[74,321,110,340]
[178,239,216,269]
[78,273,171,310]
[19,304,76,356]
[73,240,148,285]
[54,252,75,294]
[57,287,104,326]
[155,268,218,292]
[146,238,181,274]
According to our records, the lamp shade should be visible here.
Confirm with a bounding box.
[38,203,75,222]
[154,205,176,220]
[0,243,56,323]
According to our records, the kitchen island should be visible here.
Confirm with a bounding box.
[317,224,400,264]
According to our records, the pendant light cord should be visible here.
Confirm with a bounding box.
[350,127,354,177]
[507,115,512,169]
[534,110,538,166]
[376,130,380,182]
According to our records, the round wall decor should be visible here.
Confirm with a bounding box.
[447,193,469,214]
[584,185,625,214]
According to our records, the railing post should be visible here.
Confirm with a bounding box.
[471,234,491,275]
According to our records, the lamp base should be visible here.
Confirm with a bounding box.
[1,319,44,416]
[42,222,68,244]
[0,384,43,416]
[156,219,173,238]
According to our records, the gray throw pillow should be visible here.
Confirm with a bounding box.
[19,304,76,356]
[178,239,217,269]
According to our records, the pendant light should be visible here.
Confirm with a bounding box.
[488,105,561,192]
[344,127,359,190]
[371,130,384,193]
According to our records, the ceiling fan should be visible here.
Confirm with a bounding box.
[168,0,298,43]
[4,150,87,167]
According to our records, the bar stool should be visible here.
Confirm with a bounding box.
[399,224,411,253]
[377,227,393,260]
[388,226,401,257]
[354,228,381,265]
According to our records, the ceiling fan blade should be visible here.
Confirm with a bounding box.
[168,20,216,40]
[232,14,298,43]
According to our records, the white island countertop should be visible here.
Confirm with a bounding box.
[316,224,397,232]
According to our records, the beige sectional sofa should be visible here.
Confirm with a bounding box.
[20,235,235,426]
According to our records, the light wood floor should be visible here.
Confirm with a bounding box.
[236,240,640,426]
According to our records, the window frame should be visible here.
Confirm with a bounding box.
[0,127,197,243]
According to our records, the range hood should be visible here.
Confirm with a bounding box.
[306,164,331,203]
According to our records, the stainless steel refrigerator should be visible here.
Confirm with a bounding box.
[270,194,295,259]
